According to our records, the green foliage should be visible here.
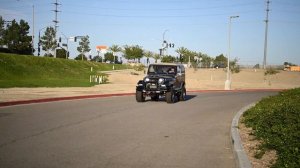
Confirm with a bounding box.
[2,19,33,55]
[133,64,145,71]
[214,54,227,67]
[123,45,143,62]
[40,27,56,55]
[265,68,280,76]
[109,44,122,53]
[77,35,91,59]
[0,53,128,87]
[161,55,175,63]
[74,54,87,61]
[230,58,240,74]
[56,48,68,59]
[284,62,296,66]
[243,88,300,167]
[0,16,5,46]
[104,52,114,62]
[201,54,214,68]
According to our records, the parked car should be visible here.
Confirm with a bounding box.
[136,63,186,103]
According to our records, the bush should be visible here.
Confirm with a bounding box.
[133,64,145,71]
[243,88,300,167]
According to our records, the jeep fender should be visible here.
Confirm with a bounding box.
[136,80,144,91]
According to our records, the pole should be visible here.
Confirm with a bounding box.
[162,29,169,56]
[225,16,239,90]
[32,5,35,55]
[263,0,270,69]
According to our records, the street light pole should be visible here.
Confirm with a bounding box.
[162,29,169,56]
[225,15,239,90]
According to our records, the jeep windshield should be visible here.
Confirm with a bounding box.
[148,65,177,75]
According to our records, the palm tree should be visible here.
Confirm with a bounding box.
[109,45,123,69]
[153,53,161,63]
[175,47,188,63]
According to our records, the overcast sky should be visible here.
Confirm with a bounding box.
[1,0,300,65]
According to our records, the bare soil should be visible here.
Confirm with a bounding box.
[239,119,278,168]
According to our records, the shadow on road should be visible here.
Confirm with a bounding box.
[185,94,197,101]
[144,94,197,103]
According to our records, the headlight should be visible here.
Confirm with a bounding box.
[158,78,164,84]
[144,78,150,82]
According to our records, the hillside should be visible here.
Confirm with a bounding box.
[0,53,127,88]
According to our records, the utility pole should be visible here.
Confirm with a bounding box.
[52,0,61,58]
[263,0,270,69]
[52,0,61,33]
[32,5,34,55]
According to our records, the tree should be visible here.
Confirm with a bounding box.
[56,48,68,59]
[75,54,87,61]
[161,55,176,63]
[0,16,5,46]
[77,35,91,61]
[91,55,102,62]
[40,26,56,56]
[201,54,214,68]
[229,58,240,73]
[123,45,143,62]
[3,19,33,55]
[214,54,227,67]
[176,47,188,63]
[109,44,122,63]
[104,52,114,62]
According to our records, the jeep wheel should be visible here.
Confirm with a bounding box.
[136,91,145,102]
[179,87,186,101]
[166,90,175,104]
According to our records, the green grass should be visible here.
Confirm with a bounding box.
[242,88,300,168]
[0,53,129,88]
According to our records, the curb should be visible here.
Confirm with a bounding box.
[0,93,134,107]
[0,89,281,107]
[231,103,256,168]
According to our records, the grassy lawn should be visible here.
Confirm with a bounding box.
[0,53,129,88]
[242,88,300,167]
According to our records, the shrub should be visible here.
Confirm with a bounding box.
[243,88,300,167]
[133,64,145,71]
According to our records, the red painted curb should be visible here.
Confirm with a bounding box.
[0,93,134,107]
[0,89,283,107]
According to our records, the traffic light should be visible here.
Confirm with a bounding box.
[74,37,77,42]
[59,37,61,42]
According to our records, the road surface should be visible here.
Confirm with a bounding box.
[0,91,277,168]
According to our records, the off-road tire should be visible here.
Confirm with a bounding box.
[166,90,175,104]
[179,87,186,101]
[136,91,145,102]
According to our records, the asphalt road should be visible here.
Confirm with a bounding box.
[0,91,277,168]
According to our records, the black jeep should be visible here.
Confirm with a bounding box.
[136,63,186,103]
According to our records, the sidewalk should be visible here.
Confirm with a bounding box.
[1,68,299,103]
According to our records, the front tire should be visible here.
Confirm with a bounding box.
[136,91,145,102]
[166,90,175,104]
[179,87,186,101]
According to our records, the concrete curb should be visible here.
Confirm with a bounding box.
[0,89,282,107]
[0,93,135,107]
[231,103,256,168]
